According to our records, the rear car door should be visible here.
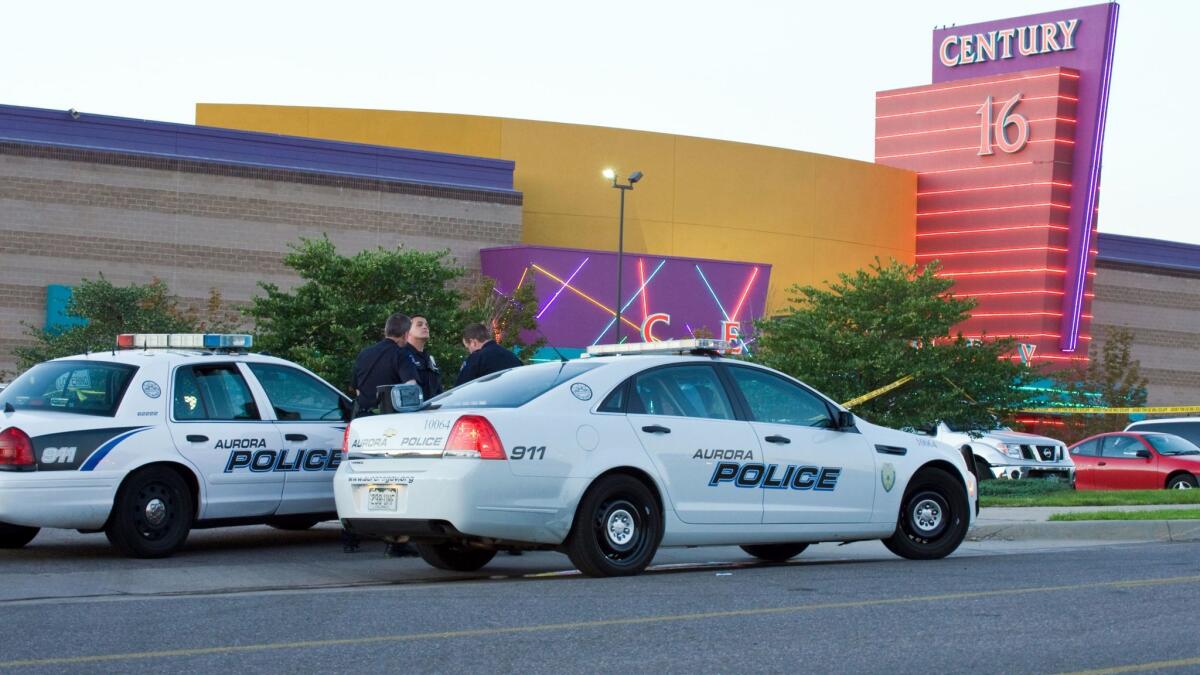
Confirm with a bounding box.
[723,365,876,524]
[168,362,285,519]
[244,362,349,515]
[1096,434,1158,490]
[625,364,763,524]
[1068,438,1102,490]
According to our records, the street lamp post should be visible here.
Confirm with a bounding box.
[602,168,643,344]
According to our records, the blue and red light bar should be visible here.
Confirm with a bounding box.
[115,334,253,350]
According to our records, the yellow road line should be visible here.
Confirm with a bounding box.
[3,574,1199,669]
[1057,656,1200,674]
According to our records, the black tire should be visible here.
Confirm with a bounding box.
[415,542,497,572]
[0,521,39,549]
[973,455,994,481]
[883,467,969,560]
[1166,473,1198,490]
[565,474,662,577]
[105,466,194,558]
[266,516,323,531]
[740,543,809,562]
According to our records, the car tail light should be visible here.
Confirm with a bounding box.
[341,425,353,455]
[0,427,35,468]
[443,415,506,460]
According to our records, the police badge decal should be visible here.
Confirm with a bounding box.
[881,462,896,492]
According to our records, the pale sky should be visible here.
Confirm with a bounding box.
[4,0,1196,246]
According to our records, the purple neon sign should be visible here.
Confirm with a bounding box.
[931,3,1119,352]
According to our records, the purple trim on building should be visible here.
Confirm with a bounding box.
[1096,233,1200,275]
[0,104,517,194]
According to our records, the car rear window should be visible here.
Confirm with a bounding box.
[425,361,604,410]
[1142,433,1200,455]
[0,360,137,417]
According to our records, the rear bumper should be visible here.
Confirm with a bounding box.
[0,472,117,529]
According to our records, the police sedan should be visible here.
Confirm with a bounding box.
[335,339,979,577]
[0,334,352,557]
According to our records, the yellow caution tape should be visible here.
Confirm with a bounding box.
[842,375,914,409]
[1020,406,1200,415]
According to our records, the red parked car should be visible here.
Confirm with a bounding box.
[1069,432,1200,490]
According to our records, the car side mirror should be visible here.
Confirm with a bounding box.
[380,383,423,414]
[836,410,855,430]
[1136,449,1152,459]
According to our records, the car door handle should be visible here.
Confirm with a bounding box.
[285,434,308,442]
[186,435,208,443]
[1097,461,1107,466]
[764,435,791,444]
[641,425,671,434]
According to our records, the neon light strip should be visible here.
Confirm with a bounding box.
[917,181,1072,196]
[879,138,1074,160]
[1005,355,1089,362]
[729,267,760,322]
[876,118,1075,141]
[536,257,589,320]
[958,290,1096,298]
[530,264,641,331]
[1063,4,1120,353]
[918,161,1035,176]
[971,312,1094,319]
[917,246,1068,258]
[695,265,751,356]
[876,70,1079,100]
[515,266,530,290]
[917,224,1069,238]
[919,203,1071,217]
[591,260,667,345]
[876,95,1078,120]
[638,259,648,322]
[939,268,1066,277]
[960,334,1092,341]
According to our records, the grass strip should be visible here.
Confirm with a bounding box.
[980,481,1200,507]
[1048,509,1200,521]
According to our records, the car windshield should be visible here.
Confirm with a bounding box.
[0,360,137,417]
[943,419,1007,433]
[423,360,604,410]
[1142,434,1200,455]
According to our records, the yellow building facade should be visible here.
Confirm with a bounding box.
[196,105,916,313]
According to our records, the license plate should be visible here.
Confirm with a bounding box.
[367,487,398,512]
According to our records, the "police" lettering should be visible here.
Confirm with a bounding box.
[223,449,342,473]
[708,462,842,491]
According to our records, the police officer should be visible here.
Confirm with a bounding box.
[456,322,522,386]
[401,314,443,401]
[350,313,418,417]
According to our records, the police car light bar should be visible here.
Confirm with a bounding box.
[116,333,254,350]
[586,338,732,357]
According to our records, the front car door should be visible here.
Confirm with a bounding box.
[722,365,876,524]
[244,362,349,515]
[168,362,284,519]
[625,364,763,524]
[1096,434,1158,490]
[1068,438,1102,490]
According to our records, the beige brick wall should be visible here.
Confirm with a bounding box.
[0,146,522,376]
[1091,264,1200,406]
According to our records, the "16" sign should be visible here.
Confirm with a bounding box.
[976,93,1030,156]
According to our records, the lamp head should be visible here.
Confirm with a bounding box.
[628,171,643,184]
[602,168,616,180]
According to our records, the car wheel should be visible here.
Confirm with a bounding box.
[1167,474,1198,490]
[0,521,39,549]
[973,455,993,481]
[105,466,193,558]
[566,474,662,577]
[740,543,809,562]
[266,516,323,531]
[415,542,497,572]
[883,467,969,560]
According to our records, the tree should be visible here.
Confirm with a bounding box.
[754,258,1034,430]
[461,276,546,364]
[12,276,240,372]
[1052,326,1148,441]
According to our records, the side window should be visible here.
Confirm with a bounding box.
[247,363,343,421]
[173,364,260,421]
[629,366,735,421]
[1071,439,1100,457]
[598,381,627,413]
[728,366,832,428]
[1101,435,1142,458]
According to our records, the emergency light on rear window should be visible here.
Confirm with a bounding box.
[585,338,731,357]
[115,333,254,350]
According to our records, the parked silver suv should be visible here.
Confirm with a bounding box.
[920,421,1073,481]
[1124,417,1200,447]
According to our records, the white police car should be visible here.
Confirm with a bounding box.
[335,339,979,577]
[0,334,352,557]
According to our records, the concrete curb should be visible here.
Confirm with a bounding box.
[969,519,1200,543]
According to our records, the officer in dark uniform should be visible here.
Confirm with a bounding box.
[350,313,418,417]
[456,322,522,386]
[401,314,443,401]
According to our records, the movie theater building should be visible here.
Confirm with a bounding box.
[2,3,1197,407]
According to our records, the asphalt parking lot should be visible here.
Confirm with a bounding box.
[4,525,1200,673]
